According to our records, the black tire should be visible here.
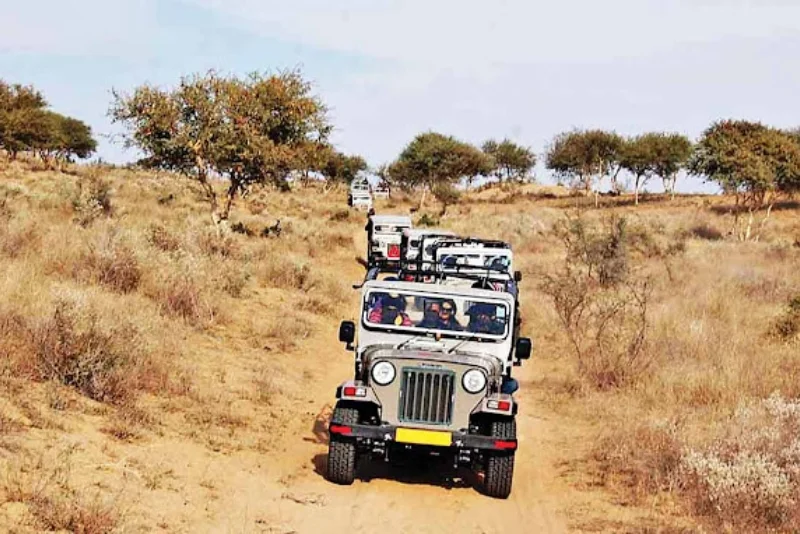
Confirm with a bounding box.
[484,419,516,499]
[327,406,359,485]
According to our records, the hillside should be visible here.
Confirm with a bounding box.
[1,160,799,533]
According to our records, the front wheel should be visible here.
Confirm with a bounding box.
[326,406,359,485]
[483,419,516,499]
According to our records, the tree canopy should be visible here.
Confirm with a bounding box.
[649,133,692,200]
[545,129,624,193]
[481,138,536,183]
[110,69,331,222]
[0,80,97,164]
[690,120,800,208]
[319,148,368,185]
[386,132,491,207]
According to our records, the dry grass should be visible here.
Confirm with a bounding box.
[2,158,799,531]
[446,191,800,531]
[1,446,120,534]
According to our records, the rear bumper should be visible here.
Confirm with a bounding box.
[329,423,517,452]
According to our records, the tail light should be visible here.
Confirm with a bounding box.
[388,244,400,258]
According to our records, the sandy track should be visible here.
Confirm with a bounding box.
[204,229,573,534]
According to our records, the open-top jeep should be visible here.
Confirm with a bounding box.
[348,177,373,210]
[399,228,457,281]
[326,280,532,498]
[367,214,413,271]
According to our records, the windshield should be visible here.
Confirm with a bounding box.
[363,289,510,340]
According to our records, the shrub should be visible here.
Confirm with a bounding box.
[686,222,724,241]
[259,254,320,293]
[147,223,181,252]
[773,295,800,341]
[263,311,312,351]
[219,262,250,298]
[71,175,113,227]
[194,226,239,258]
[30,298,146,403]
[151,271,213,324]
[541,214,653,389]
[416,213,440,227]
[679,393,800,530]
[594,418,683,501]
[29,494,119,534]
[328,209,351,222]
[85,241,141,294]
[0,218,39,258]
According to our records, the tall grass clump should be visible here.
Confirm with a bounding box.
[27,295,161,404]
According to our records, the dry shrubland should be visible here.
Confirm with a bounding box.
[0,161,356,531]
[444,190,800,531]
[1,162,798,531]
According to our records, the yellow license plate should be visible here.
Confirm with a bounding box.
[395,428,452,447]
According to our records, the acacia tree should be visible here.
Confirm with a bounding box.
[690,120,800,240]
[26,111,97,168]
[319,148,367,186]
[0,81,96,166]
[387,132,491,209]
[481,138,536,183]
[0,81,48,160]
[545,129,624,200]
[110,69,331,223]
[651,134,692,200]
[619,134,660,205]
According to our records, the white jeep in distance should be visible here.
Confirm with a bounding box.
[326,280,532,498]
[367,214,412,271]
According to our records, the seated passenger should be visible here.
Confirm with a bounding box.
[368,293,412,326]
[437,300,463,331]
[415,299,462,331]
[417,300,443,328]
[466,303,505,335]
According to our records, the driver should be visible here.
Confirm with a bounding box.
[368,292,412,326]
[466,302,505,335]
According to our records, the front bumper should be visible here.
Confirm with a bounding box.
[329,423,517,452]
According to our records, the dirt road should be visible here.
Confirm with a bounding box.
[2,225,578,534]
[178,230,574,533]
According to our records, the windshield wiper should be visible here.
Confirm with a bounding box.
[395,335,426,350]
[447,333,481,354]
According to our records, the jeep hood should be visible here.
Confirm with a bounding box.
[362,344,503,378]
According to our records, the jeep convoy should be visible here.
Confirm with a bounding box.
[326,212,531,499]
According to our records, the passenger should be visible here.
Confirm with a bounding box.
[368,292,412,326]
[436,300,463,331]
[466,303,505,335]
[417,300,443,328]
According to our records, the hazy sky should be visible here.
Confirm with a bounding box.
[2,0,799,192]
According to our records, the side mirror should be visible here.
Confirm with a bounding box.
[516,337,532,360]
[339,321,355,345]
[514,270,523,282]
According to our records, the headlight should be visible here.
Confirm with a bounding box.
[371,361,396,386]
[462,369,487,393]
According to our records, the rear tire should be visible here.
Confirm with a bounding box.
[484,419,516,499]
[327,406,359,485]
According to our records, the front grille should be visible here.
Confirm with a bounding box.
[399,368,455,425]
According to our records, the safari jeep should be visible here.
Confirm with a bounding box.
[348,190,373,210]
[326,280,532,498]
[367,214,413,271]
[399,228,457,280]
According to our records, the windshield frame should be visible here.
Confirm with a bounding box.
[360,287,511,342]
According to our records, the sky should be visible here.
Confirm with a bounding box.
[2,0,799,193]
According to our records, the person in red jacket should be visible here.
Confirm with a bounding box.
[368,292,412,326]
